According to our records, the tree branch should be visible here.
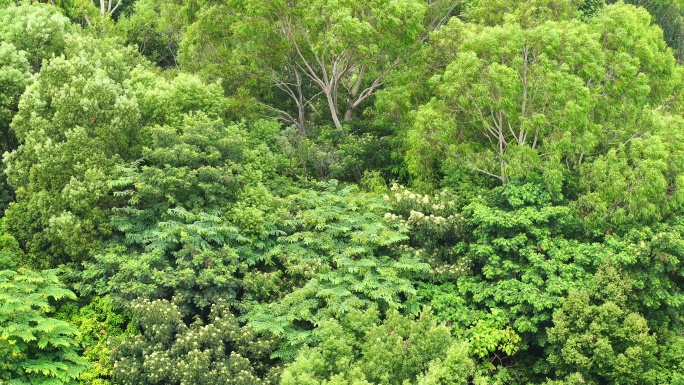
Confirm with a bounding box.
[466,162,506,183]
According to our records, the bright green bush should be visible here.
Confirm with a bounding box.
[0,268,87,384]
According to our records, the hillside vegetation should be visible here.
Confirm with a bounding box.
[1,0,684,384]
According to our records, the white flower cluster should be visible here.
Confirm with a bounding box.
[383,184,464,231]
[408,210,451,225]
[433,260,470,277]
[388,189,432,204]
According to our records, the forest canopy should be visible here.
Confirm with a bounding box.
[1,0,684,384]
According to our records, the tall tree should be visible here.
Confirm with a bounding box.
[0,3,73,70]
[257,0,428,130]
[4,34,229,267]
[402,3,683,232]
[180,0,461,131]
[0,43,31,150]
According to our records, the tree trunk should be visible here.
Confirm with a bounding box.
[326,91,342,129]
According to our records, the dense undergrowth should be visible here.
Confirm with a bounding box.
[1,0,684,384]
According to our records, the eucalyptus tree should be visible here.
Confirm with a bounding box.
[180,0,460,131]
[257,0,429,130]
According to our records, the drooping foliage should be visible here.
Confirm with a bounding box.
[0,268,87,384]
[248,182,430,359]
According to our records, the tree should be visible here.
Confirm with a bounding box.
[110,298,281,385]
[73,108,283,385]
[180,0,455,131]
[281,307,479,385]
[177,0,268,94]
[387,183,593,381]
[405,15,600,188]
[261,0,432,130]
[4,34,229,267]
[0,268,87,384]
[403,4,684,232]
[575,111,684,232]
[78,115,261,314]
[597,0,684,60]
[248,182,430,359]
[3,35,149,266]
[0,42,31,153]
[0,3,73,70]
[0,42,32,214]
[57,295,130,385]
[116,0,187,68]
[546,262,659,385]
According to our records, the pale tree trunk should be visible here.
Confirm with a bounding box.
[468,95,509,184]
[269,2,461,130]
[281,17,394,130]
[270,67,309,133]
[100,0,123,19]
[325,89,342,129]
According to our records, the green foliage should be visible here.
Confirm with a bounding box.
[110,298,281,385]
[57,296,129,385]
[0,3,73,70]
[0,42,31,214]
[469,0,580,26]
[656,330,684,384]
[416,343,478,385]
[249,182,430,359]
[116,114,245,213]
[181,0,432,130]
[603,0,684,60]
[0,42,31,152]
[395,181,684,382]
[599,225,684,331]
[0,268,87,384]
[126,67,229,126]
[579,0,605,19]
[405,16,597,188]
[546,262,659,384]
[0,232,23,270]
[456,185,589,336]
[1,1,684,384]
[74,103,287,385]
[281,307,478,385]
[3,35,150,266]
[78,114,261,314]
[177,0,268,96]
[389,183,590,381]
[80,211,247,314]
[116,0,185,68]
[402,3,684,233]
[3,33,231,267]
